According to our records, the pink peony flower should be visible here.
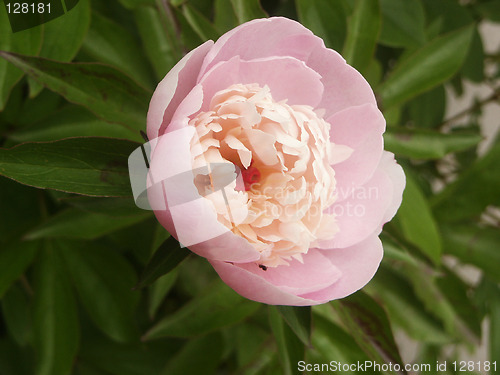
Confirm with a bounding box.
[145,17,405,306]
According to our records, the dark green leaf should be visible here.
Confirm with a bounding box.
[33,241,79,375]
[395,175,442,264]
[335,291,405,373]
[461,28,484,83]
[82,11,154,88]
[60,240,140,342]
[384,128,482,159]
[295,0,348,51]
[230,0,267,23]
[161,333,224,375]
[476,0,500,23]
[234,323,270,368]
[134,6,178,79]
[408,85,446,128]
[276,306,311,346]
[144,280,260,339]
[342,0,380,73]
[182,4,221,41]
[214,0,238,34]
[0,137,139,197]
[0,240,38,298]
[148,270,178,319]
[1,283,33,347]
[63,196,144,217]
[489,284,500,367]
[378,25,474,109]
[0,4,42,109]
[268,306,304,375]
[0,51,150,130]
[25,207,150,240]
[432,140,500,222]
[118,0,156,9]
[379,0,426,48]
[136,235,191,289]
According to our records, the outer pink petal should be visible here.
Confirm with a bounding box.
[306,45,377,118]
[199,56,323,110]
[300,236,383,301]
[237,249,341,295]
[319,153,398,249]
[379,151,406,222]
[328,104,385,190]
[148,126,261,263]
[147,40,213,140]
[210,258,334,306]
[199,17,320,78]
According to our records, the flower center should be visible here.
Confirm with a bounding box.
[190,83,338,267]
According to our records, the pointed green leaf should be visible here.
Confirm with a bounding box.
[408,85,446,128]
[335,291,405,374]
[182,4,221,41]
[136,235,191,289]
[1,283,33,347]
[25,207,150,240]
[268,306,304,375]
[378,25,474,109]
[395,175,442,264]
[276,306,311,346]
[33,241,79,375]
[0,51,150,130]
[230,0,267,23]
[0,137,139,197]
[148,270,178,319]
[384,128,482,159]
[0,4,42,109]
[60,241,140,342]
[145,281,260,339]
[0,241,38,298]
[342,0,381,73]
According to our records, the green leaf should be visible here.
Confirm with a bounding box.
[408,85,445,128]
[395,175,442,264]
[432,140,500,222]
[0,51,150,130]
[136,235,191,289]
[133,5,178,80]
[342,0,380,73]
[489,285,500,367]
[148,270,178,319]
[441,225,500,284]
[0,137,139,197]
[384,128,482,159]
[60,240,140,342]
[0,4,42,109]
[63,196,144,217]
[230,0,267,23]
[268,306,304,375]
[0,241,38,298]
[33,241,79,375]
[476,0,500,23]
[378,25,474,109]
[234,323,270,368]
[82,11,154,89]
[276,306,311,347]
[161,333,224,375]
[461,28,484,83]
[335,291,405,373]
[25,207,150,240]
[144,280,260,339]
[379,0,426,48]
[118,0,156,9]
[1,283,33,347]
[295,0,348,51]
[214,0,238,34]
[182,4,221,41]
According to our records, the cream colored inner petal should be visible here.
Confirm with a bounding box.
[189,83,340,267]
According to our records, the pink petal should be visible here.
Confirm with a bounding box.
[199,17,320,78]
[200,56,323,110]
[147,126,261,263]
[328,104,385,190]
[319,153,398,249]
[305,45,377,118]
[300,236,383,301]
[379,151,406,222]
[147,41,213,140]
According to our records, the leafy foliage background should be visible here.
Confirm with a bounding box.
[0,0,499,374]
